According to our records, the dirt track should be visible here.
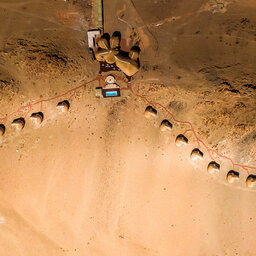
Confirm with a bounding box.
[0,0,256,255]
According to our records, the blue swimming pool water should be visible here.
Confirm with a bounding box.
[106,91,118,97]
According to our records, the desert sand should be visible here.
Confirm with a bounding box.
[0,0,256,255]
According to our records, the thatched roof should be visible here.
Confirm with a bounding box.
[95,34,140,77]
[115,54,139,77]
[109,36,120,49]
[97,38,110,49]
[95,37,119,65]
[129,48,140,60]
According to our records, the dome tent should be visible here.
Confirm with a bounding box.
[159,120,172,132]
[190,148,203,160]
[144,106,157,118]
[175,134,188,146]
[246,175,256,188]
[0,124,5,136]
[12,118,25,131]
[207,161,220,174]
[57,100,70,112]
[226,170,239,183]
[30,112,44,125]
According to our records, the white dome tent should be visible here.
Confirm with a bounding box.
[11,118,25,131]
[57,100,70,113]
[144,106,157,119]
[226,170,240,183]
[175,134,188,146]
[190,148,204,161]
[30,112,44,125]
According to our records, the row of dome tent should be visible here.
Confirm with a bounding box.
[1,100,255,188]
[0,101,69,134]
[144,105,256,188]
